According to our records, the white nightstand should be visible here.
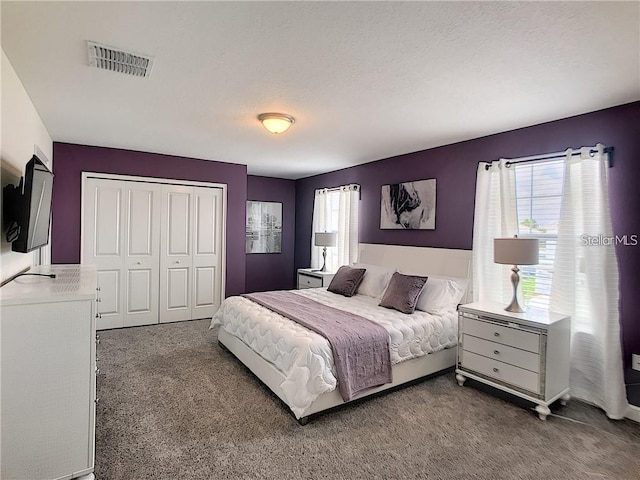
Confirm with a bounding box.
[297,268,335,289]
[456,301,571,420]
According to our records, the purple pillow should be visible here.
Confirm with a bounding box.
[327,266,366,297]
[379,273,428,314]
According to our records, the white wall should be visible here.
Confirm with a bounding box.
[1,49,53,284]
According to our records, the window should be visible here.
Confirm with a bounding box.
[323,190,341,270]
[514,160,565,309]
[311,185,360,272]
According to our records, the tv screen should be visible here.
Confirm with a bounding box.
[11,155,54,253]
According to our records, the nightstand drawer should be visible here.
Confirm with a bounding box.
[298,274,323,289]
[462,334,540,373]
[461,351,540,393]
[462,317,540,354]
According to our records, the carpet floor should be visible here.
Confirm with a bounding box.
[95,319,639,480]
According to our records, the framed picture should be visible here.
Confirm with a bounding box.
[246,201,282,253]
[380,178,436,230]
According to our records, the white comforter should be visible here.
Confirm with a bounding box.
[210,288,457,417]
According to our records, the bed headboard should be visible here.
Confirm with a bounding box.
[357,243,473,303]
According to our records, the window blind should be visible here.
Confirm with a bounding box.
[514,160,564,309]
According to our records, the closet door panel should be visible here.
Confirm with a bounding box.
[127,269,153,313]
[192,187,223,319]
[83,178,125,329]
[84,179,124,263]
[167,191,191,256]
[127,188,156,256]
[167,268,190,309]
[94,189,121,257]
[123,183,161,327]
[194,192,217,255]
[160,185,193,323]
[194,266,215,307]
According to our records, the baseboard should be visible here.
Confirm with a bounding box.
[626,405,640,423]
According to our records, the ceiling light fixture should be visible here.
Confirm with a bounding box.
[258,113,295,134]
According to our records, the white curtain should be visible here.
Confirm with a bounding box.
[473,145,628,419]
[311,184,360,271]
[550,145,628,419]
[472,159,519,305]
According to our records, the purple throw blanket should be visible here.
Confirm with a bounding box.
[243,291,392,401]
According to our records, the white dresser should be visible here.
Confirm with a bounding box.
[456,301,570,420]
[297,268,335,289]
[1,265,97,480]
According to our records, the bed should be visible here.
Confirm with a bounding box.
[211,243,472,424]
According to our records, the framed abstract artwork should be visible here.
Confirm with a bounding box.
[380,178,436,230]
[246,201,282,253]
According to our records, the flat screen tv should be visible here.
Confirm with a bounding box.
[5,155,55,253]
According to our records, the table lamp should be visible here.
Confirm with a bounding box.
[314,232,337,272]
[494,236,539,313]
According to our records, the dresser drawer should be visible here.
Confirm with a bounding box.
[461,351,540,394]
[298,274,323,289]
[462,317,540,354]
[462,334,540,373]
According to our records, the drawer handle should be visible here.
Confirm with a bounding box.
[493,332,500,337]
[493,350,500,355]
[493,367,499,373]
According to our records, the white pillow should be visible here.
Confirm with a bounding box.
[415,276,468,314]
[352,263,396,298]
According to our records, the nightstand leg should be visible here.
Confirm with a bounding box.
[560,393,571,406]
[535,404,551,421]
[455,373,466,387]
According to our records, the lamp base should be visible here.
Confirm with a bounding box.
[320,247,327,272]
[504,265,525,313]
[504,299,525,313]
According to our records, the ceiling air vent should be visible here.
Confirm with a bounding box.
[87,41,154,78]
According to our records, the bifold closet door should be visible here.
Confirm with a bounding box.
[159,185,223,323]
[83,178,161,329]
[160,185,193,323]
[191,186,223,320]
[123,182,161,327]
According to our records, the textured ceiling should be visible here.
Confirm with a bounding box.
[2,1,639,179]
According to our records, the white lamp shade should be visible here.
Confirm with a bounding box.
[494,238,539,265]
[315,232,337,247]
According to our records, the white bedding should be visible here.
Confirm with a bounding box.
[210,288,457,417]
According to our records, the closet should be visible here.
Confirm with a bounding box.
[82,174,225,330]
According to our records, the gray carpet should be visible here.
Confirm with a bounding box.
[95,320,639,480]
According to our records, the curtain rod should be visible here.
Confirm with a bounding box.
[483,146,614,170]
[315,184,360,193]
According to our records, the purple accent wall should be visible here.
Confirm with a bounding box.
[295,102,640,364]
[246,175,296,292]
[51,143,247,297]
